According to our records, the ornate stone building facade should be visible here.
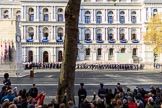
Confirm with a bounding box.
[0,0,160,63]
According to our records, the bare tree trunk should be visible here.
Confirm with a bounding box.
[56,0,81,104]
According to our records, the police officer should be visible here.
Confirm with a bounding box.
[78,83,87,108]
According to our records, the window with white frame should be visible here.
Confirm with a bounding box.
[119,11,125,24]
[43,8,49,21]
[131,29,137,40]
[28,27,34,40]
[58,8,63,22]
[96,29,102,41]
[131,11,136,23]
[3,10,9,19]
[43,27,49,40]
[119,29,125,40]
[108,11,113,24]
[97,48,102,56]
[108,29,114,40]
[57,28,63,40]
[28,8,34,21]
[96,11,102,24]
[85,11,91,24]
[153,9,158,16]
[86,48,90,56]
[85,29,91,40]
[16,10,21,22]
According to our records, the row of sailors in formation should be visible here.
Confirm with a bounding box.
[24,62,144,70]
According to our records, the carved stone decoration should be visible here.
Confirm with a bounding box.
[103,45,108,52]
[92,45,96,52]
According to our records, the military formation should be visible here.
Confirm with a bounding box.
[24,62,144,71]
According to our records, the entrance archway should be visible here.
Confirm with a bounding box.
[43,51,48,63]
[28,51,33,62]
[58,51,62,62]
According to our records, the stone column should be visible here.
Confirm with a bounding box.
[51,6,53,21]
[105,9,107,23]
[91,9,94,23]
[0,8,1,19]
[53,47,56,62]
[104,28,107,41]
[53,6,56,21]
[53,26,56,42]
[34,26,37,40]
[11,8,14,19]
[37,47,39,63]
[37,26,39,41]
[36,6,39,21]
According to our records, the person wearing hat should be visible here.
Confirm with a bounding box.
[78,83,87,108]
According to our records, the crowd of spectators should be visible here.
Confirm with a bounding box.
[1,73,162,108]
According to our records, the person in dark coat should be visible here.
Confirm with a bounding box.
[28,84,38,98]
[78,83,87,108]
[98,83,106,101]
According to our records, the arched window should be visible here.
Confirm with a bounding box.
[85,11,91,24]
[28,8,34,21]
[108,29,113,40]
[121,48,125,53]
[108,11,113,24]
[16,10,21,22]
[119,11,125,24]
[43,8,49,21]
[131,11,136,23]
[153,9,158,16]
[3,10,9,18]
[97,48,102,56]
[96,11,102,24]
[85,29,91,40]
[86,48,90,55]
[57,28,63,42]
[119,29,125,40]
[58,8,63,22]
[27,27,34,42]
[28,51,33,62]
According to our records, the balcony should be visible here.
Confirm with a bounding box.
[97,40,103,43]
[56,39,63,43]
[132,39,139,43]
[120,39,127,43]
[108,39,116,43]
[42,39,48,42]
[85,40,92,43]
[26,38,33,42]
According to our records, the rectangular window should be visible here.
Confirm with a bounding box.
[29,14,34,21]
[58,15,63,22]
[108,16,113,24]
[85,16,90,23]
[98,48,102,55]
[96,16,101,24]
[86,48,90,55]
